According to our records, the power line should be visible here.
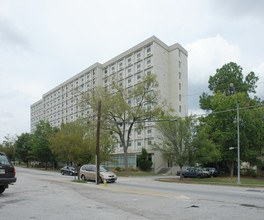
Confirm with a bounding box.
[195,104,264,118]
[100,104,264,124]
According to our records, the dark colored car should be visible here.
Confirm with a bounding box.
[177,168,207,178]
[0,152,16,194]
[60,166,77,176]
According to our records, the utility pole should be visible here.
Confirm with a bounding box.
[230,83,240,184]
[96,100,101,185]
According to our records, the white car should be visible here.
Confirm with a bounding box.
[80,164,117,183]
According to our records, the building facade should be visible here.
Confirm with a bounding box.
[30,36,188,172]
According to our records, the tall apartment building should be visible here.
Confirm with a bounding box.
[30,36,188,172]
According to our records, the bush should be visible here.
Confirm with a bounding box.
[241,169,257,177]
[115,167,125,172]
[137,148,153,171]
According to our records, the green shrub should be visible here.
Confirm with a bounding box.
[137,148,153,171]
[241,169,257,177]
[115,167,121,172]
[115,167,126,172]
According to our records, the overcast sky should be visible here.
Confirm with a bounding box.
[0,0,264,142]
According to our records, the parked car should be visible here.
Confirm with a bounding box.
[203,167,219,177]
[176,167,207,178]
[0,152,16,194]
[60,166,77,176]
[196,167,211,177]
[80,164,117,183]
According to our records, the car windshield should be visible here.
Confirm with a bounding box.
[100,166,109,172]
[0,154,11,165]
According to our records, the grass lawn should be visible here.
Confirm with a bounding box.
[157,176,264,187]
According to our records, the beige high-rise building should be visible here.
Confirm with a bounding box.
[30,36,188,173]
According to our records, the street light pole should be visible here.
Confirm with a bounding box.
[230,83,240,184]
[96,100,101,185]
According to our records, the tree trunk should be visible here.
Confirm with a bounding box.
[180,166,183,181]
[230,161,234,179]
[124,147,128,169]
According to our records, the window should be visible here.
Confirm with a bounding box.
[119,71,123,77]
[146,45,151,53]
[147,128,152,134]
[127,78,132,84]
[119,62,123,67]
[112,65,115,72]
[127,67,132,74]
[137,139,142,147]
[179,61,181,68]
[179,83,181,90]
[137,52,141,58]
[179,94,181,102]
[179,105,182,113]
[147,58,151,65]
[147,103,151,110]
[137,63,141,70]
[137,73,141,80]
[104,69,108,75]
[119,81,123,87]
[127,57,132,64]
[145,68,152,75]
[179,72,181,79]
[168,159,173,167]
[148,138,152,145]
[137,130,141,135]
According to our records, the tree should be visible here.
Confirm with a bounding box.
[199,62,264,176]
[81,74,168,169]
[15,133,32,167]
[208,62,258,95]
[192,124,221,166]
[30,121,58,169]
[200,62,259,110]
[154,115,196,180]
[49,120,115,178]
[137,148,153,171]
[1,135,16,161]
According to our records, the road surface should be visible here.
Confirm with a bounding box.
[1,167,263,220]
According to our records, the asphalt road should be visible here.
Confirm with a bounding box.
[1,167,264,220]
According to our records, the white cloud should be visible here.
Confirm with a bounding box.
[253,62,264,99]
[186,35,241,86]
[0,0,264,142]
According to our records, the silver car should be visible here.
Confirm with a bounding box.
[80,164,117,183]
